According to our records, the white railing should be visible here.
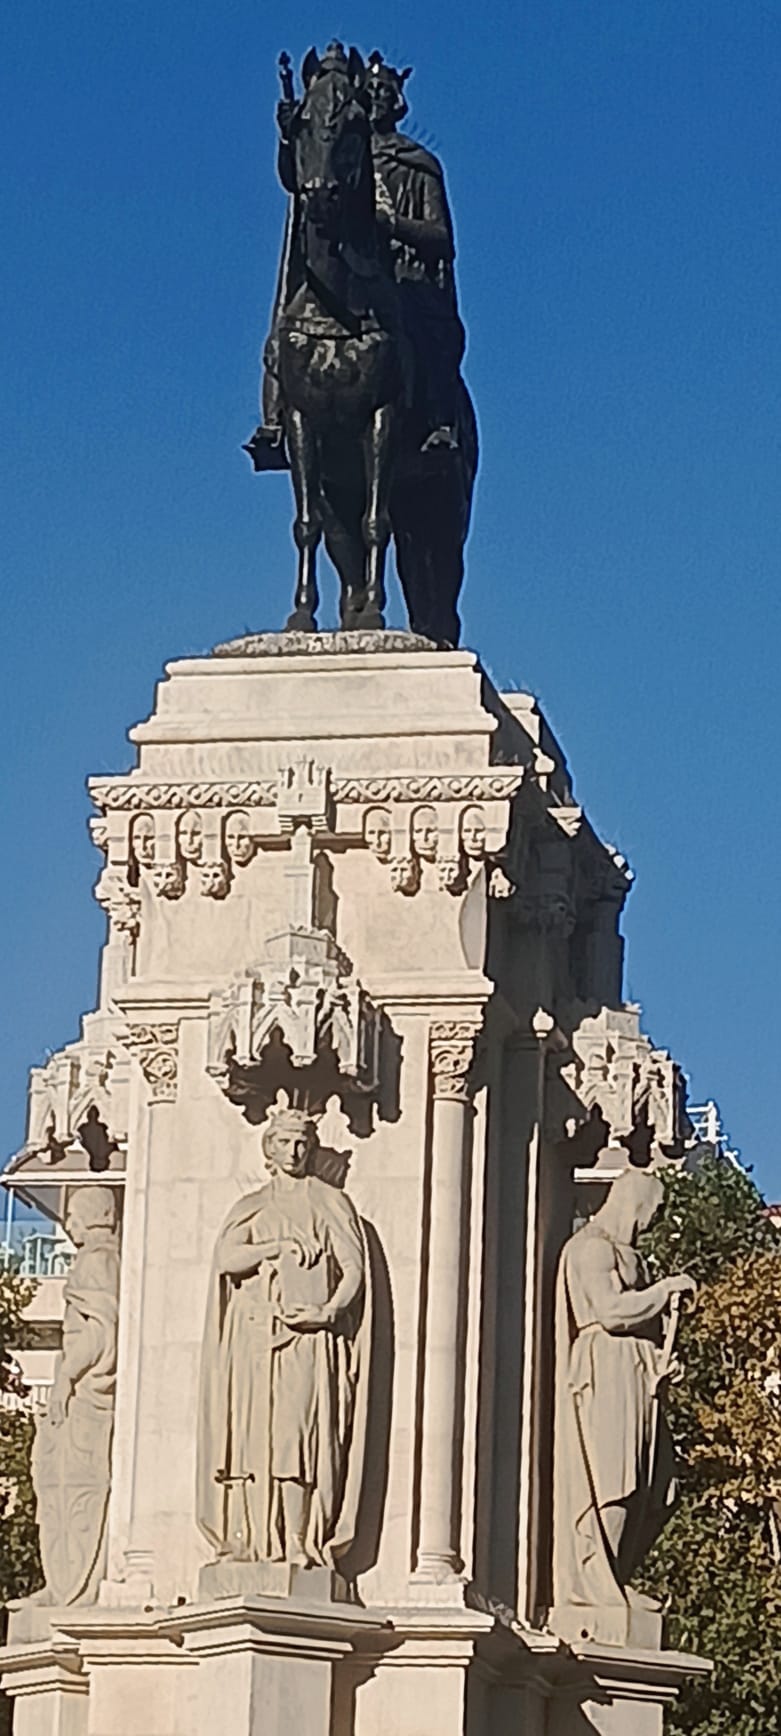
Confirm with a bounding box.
[0,1378,52,1414]
[0,1229,74,1278]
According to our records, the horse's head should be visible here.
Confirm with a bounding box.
[291,43,372,239]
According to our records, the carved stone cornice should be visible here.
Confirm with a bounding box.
[89,779,278,811]
[207,929,379,1101]
[122,1023,179,1103]
[94,869,142,940]
[429,1019,481,1103]
[88,770,526,812]
[561,1004,688,1155]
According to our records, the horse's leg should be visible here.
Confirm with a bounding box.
[285,409,321,632]
[360,404,394,632]
[321,473,366,630]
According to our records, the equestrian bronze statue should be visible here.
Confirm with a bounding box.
[245,44,478,646]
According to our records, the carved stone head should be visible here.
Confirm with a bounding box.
[152,861,185,900]
[199,861,230,900]
[600,1167,665,1243]
[224,811,254,867]
[261,1109,318,1178]
[178,811,203,864]
[364,806,392,861]
[65,1183,117,1248]
[411,805,438,862]
[460,805,487,861]
[131,813,155,869]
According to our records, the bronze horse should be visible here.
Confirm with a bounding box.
[248,48,478,646]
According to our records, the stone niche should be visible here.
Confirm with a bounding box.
[0,635,708,1736]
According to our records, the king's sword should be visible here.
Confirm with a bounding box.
[214,1467,256,1560]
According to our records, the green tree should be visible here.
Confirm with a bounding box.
[0,1267,42,1604]
[638,1158,781,1736]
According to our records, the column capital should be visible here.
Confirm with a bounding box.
[122,1021,180,1103]
[429,1018,481,1103]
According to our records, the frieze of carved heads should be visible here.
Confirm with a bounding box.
[365,801,502,897]
[562,1005,688,1156]
[88,769,521,910]
[104,805,262,902]
[207,928,379,1099]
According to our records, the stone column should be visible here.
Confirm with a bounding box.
[413,1017,480,1584]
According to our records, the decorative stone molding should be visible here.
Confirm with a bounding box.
[122,1023,180,1103]
[89,817,110,853]
[429,1020,480,1102]
[207,928,379,1098]
[276,758,334,834]
[9,1026,130,1179]
[94,869,142,940]
[89,779,278,811]
[562,1005,688,1156]
[89,770,525,812]
[335,771,525,805]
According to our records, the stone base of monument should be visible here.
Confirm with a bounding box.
[548,1598,663,1649]
[1,633,712,1736]
[198,1556,348,1602]
[0,1599,710,1736]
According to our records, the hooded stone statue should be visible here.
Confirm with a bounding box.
[196,1111,371,1571]
[31,1185,120,1606]
[552,1169,696,1641]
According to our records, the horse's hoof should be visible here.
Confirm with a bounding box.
[285,611,317,633]
[359,609,385,632]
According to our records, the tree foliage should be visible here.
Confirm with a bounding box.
[638,1157,781,1736]
[0,1268,42,1604]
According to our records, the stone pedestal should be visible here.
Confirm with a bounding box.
[1,632,709,1734]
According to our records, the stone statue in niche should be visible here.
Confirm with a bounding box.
[551,1169,695,1644]
[197,1109,370,1573]
[30,1186,120,1606]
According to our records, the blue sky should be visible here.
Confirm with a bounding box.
[1,2,779,1194]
